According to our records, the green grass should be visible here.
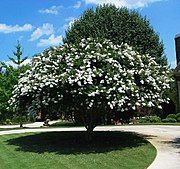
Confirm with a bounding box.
[0,131,156,169]
[0,128,21,131]
[134,123,180,126]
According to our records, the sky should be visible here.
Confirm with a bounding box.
[0,0,179,67]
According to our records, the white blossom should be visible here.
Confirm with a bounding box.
[9,38,173,113]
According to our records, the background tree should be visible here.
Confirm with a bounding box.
[8,40,28,67]
[0,41,30,124]
[0,63,29,124]
[64,4,167,66]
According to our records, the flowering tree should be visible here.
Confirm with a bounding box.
[9,38,172,132]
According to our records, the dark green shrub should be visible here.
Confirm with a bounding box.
[11,116,19,123]
[167,114,176,119]
[161,118,168,123]
[176,113,180,119]
[12,115,28,124]
[162,118,177,123]
[139,116,150,123]
[21,116,28,122]
[5,119,11,125]
[149,116,161,123]
[139,116,161,123]
[177,117,180,122]
[28,114,36,123]
[50,121,80,127]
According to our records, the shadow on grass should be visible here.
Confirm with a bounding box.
[6,131,150,155]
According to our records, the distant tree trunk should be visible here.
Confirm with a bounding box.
[18,111,23,128]
[19,116,23,128]
[20,122,23,128]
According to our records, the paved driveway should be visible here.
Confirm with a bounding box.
[0,125,179,169]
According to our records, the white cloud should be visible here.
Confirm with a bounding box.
[169,59,176,68]
[21,58,32,66]
[65,17,76,22]
[73,1,82,9]
[30,23,54,41]
[84,0,163,9]
[5,58,32,68]
[39,5,62,15]
[68,20,76,28]
[0,23,33,34]
[64,17,76,30]
[37,34,63,47]
[17,36,24,41]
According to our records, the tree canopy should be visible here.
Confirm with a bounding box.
[0,41,29,123]
[64,4,167,66]
[0,63,29,123]
[9,38,172,131]
[8,41,28,67]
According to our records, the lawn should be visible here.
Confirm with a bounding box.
[0,128,23,131]
[0,128,14,131]
[0,131,156,169]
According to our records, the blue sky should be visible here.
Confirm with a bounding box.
[0,0,179,67]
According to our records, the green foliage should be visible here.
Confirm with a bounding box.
[11,115,28,124]
[1,41,29,70]
[0,43,30,123]
[50,121,81,127]
[27,113,36,123]
[139,116,161,123]
[4,119,11,125]
[139,116,150,123]
[177,117,180,122]
[167,114,176,119]
[161,113,180,123]
[149,116,161,123]
[0,64,18,121]
[8,41,28,67]
[162,118,177,123]
[64,4,167,66]
[176,113,180,119]
[162,77,177,115]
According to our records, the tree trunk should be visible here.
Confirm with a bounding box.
[79,107,100,141]
[19,114,23,128]
[86,123,95,142]
[20,122,23,128]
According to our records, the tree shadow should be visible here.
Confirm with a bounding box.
[163,137,180,153]
[170,138,180,150]
[6,131,150,155]
[173,138,180,149]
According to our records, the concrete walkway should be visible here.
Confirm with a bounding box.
[0,120,60,128]
[0,125,179,169]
